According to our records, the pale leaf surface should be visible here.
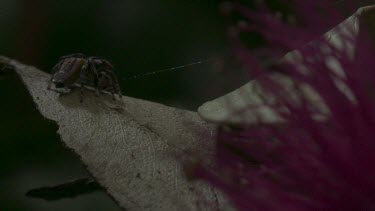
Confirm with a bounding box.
[4,56,229,211]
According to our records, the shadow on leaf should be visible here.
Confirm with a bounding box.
[26,178,103,201]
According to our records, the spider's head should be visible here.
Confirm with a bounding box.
[52,75,66,87]
[51,70,70,88]
[52,77,69,93]
[51,78,71,94]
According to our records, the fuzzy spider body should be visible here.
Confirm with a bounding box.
[48,53,122,101]
[52,57,86,87]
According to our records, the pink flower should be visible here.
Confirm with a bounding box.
[193,1,375,210]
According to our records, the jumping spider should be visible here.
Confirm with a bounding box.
[48,53,122,101]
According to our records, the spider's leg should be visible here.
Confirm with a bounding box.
[96,72,109,99]
[88,57,101,96]
[48,60,64,90]
[103,69,122,98]
[87,57,100,76]
[77,77,86,102]
[78,59,91,103]
[59,53,86,61]
[101,72,116,100]
[90,57,114,69]
[88,57,121,99]
[79,82,85,103]
[95,73,104,97]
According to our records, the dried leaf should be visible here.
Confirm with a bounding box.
[4,56,230,211]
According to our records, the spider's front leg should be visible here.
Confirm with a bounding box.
[78,60,91,103]
[48,60,64,90]
[59,53,85,61]
[96,59,122,99]
[98,72,116,100]
[105,70,123,99]
[88,57,101,97]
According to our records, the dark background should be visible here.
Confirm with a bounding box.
[0,1,244,210]
[0,0,372,210]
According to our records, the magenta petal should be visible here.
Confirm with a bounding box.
[195,2,375,210]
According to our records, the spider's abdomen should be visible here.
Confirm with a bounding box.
[48,53,122,100]
[52,58,86,85]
